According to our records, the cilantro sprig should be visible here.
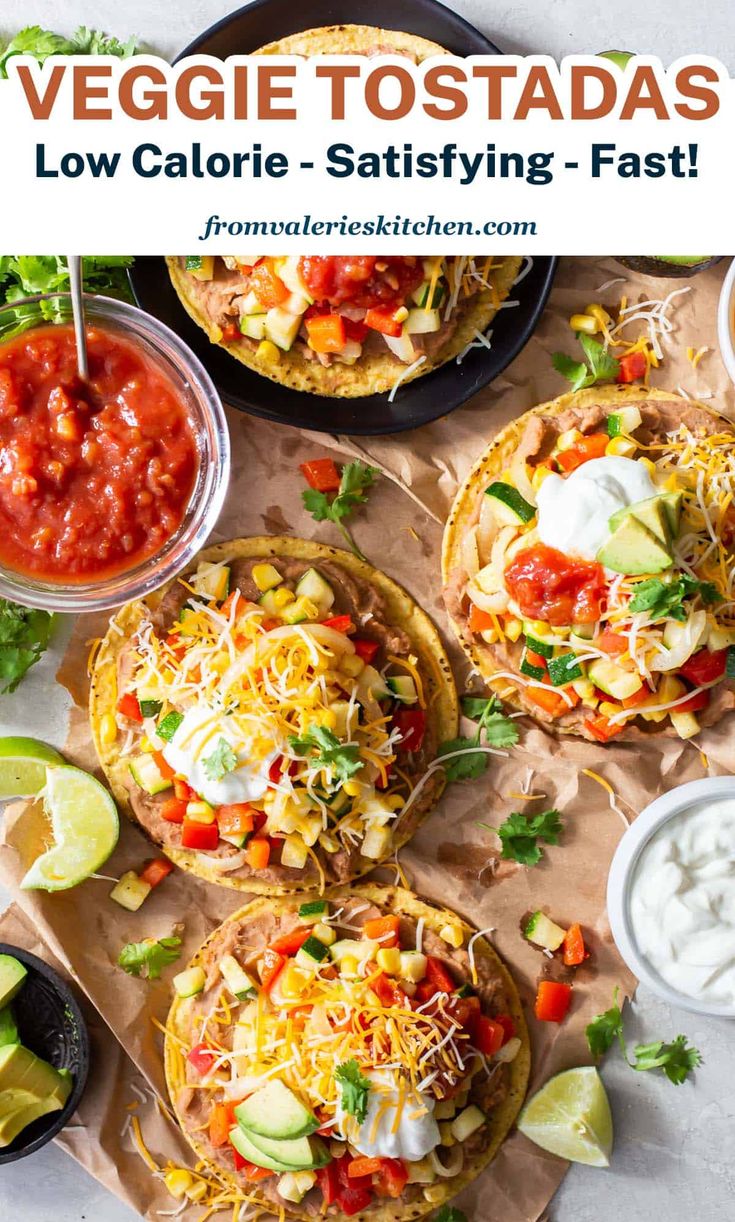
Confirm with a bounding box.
[433,1210,468,1222]
[586,989,701,1086]
[437,695,519,783]
[335,1059,371,1123]
[0,600,54,694]
[628,575,721,622]
[553,333,620,393]
[302,460,378,562]
[289,725,363,783]
[0,25,138,75]
[202,737,237,782]
[484,808,563,867]
[118,936,182,981]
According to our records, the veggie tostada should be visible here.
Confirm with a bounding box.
[164,884,529,1219]
[442,386,735,742]
[90,538,457,892]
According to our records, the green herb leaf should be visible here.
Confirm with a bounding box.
[335,1059,371,1123]
[0,24,138,75]
[492,808,562,866]
[461,694,519,748]
[552,334,619,392]
[437,736,488,781]
[629,575,722,622]
[586,988,627,1059]
[0,600,54,694]
[433,1209,468,1222]
[632,1035,702,1085]
[288,725,363,783]
[552,351,589,392]
[118,936,182,981]
[202,737,237,782]
[302,461,378,561]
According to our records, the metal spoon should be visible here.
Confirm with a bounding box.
[67,255,89,380]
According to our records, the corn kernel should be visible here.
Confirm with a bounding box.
[164,1169,193,1198]
[526,619,551,638]
[439,923,464,949]
[376,947,402,975]
[386,794,404,810]
[257,340,280,364]
[340,653,365,678]
[343,779,363,798]
[585,303,612,328]
[314,708,337,731]
[423,1185,447,1204]
[186,1181,208,1203]
[312,922,336,946]
[531,464,554,492]
[504,617,523,643]
[606,437,637,458]
[139,735,155,754]
[186,800,216,825]
[557,428,583,451]
[569,313,598,335]
[340,956,359,978]
[394,306,409,323]
[252,563,282,592]
[100,712,117,747]
[271,586,295,610]
[439,1122,455,1147]
[599,701,623,719]
[480,628,498,644]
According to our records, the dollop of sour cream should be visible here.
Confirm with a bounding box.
[161,704,278,807]
[629,798,735,1007]
[536,456,657,561]
[336,1070,440,1161]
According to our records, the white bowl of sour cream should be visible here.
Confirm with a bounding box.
[607,777,735,1017]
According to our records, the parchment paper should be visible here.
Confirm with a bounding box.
[2,255,733,1221]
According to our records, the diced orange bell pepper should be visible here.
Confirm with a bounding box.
[562,923,587,967]
[305,313,347,354]
[249,259,289,308]
[595,630,628,657]
[374,1158,408,1199]
[269,926,312,956]
[139,857,173,888]
[217,803,255,839]
[209,1102,236,1148]
[348,1157,383,1179]
[260,947,285,993]
[473,1014,505,1056]
[364,305,403,337]
[300,458,341,493]
[556,433,610,473]
[468,604,495,633]
[525,648,548,671]
[585,714,625,742]
[160,797,187,824]
[245,837,271,870]
[526,680,579,719]
[363,915,400,947]
[534,980,572,1023]
[622,684,651,710]
[152,750,176,780]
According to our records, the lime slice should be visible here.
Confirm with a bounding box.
[517,1066,613,1166]
[0,736,65,798]
[20,765,119,891]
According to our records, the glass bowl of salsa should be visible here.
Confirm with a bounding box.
[0,292,230,611]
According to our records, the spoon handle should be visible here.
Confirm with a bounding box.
[67,255,89,380]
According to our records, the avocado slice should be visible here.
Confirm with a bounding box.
[234,1079,317,1140]
[0,1007,19,1047]
[229,1124,327,1173]
[0,1043,72,1106]
[659,491,683,536]
[609,496,671,547]
[0,1094,65,1148]
[0,955,27,1009]
[617,256,721,279]
[597,516,673,575]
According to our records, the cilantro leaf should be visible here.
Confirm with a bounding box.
[335,1059,371,1123]
[552,351,589,393]
[632,1035,702,1085]
[491,808,562,866]
[118,936,182,981]
[433,1210,468,1222]
[289,725,363,783]
[629,575,722,622]
[586,988,627,1059]
[552,333,620,392]
[0,600,54,694]
[202,737,237,782]
[302,460,378,561]
[0,24,138,75]
[439,695,518,782]
[437,736,488,781]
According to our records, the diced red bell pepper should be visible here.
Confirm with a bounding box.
[152,750,176,780]
[217,803,255,840]
[443,993,481,1033]
[374,1158,408,1198]
[317,1160,340,1206]
[209,1102,235,1148]
[306,313,347,354]
[160,797,187,824]
[622,683,651,709]
[584,714,625,743]
[181,819,219,851]
[139,857,173,888]
[322,615,354,634]
[222,322,240,343]
[679,648,727,686]
[300,458,341,493]
[394,708,426,753]
[525,648,549,671]
[187,1043,217,1075]
[675,688,711,714]
[269,926,312,956]
[534,980,572,1023]
[616,350,647,384]
[425,956,457,994]
[343,316,368,342]
[337,1186,374,1216]
[468,604,495,633]
[372,973,408,1009]
[231,1149,274,1180]
[562,923,587,967]
[364,305,403,337]
[363,915,400,947]
[556,433,610,473]
[117,692,143,722]
[353,637,379,663]
[173,778,195,801]
[260,947,286,993]
[250,259,289,309]
[495,1013,516,1045]
[527,680,579,719]
[473,1014,505,1057]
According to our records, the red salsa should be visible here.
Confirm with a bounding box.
[504,544,606,626]
[0,324,198,582]
[298,257,424,308]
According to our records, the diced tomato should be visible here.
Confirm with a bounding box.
[505,544,606,626]
[562,923,587,967]
[363,915,400,947]
[468,603,495,634]
[622,684,651,709]
[534,980,572,1023]
[584,715,625,743]
[679,648,727,686]
[322,615,354,634]
[473,1014,505,1056]
[217,803,255,839]
[249,259,289,309]
[209,1102,235,1148]
[173,778,195,801]
[219,590,240,618]
[260,947,286,993]
[393,708,426,753]
[269,926,312,956]
[526,678,580,720]
[181,819,219,851]
[152,749,175,780]
[343,316,368,342]
[617,350,647,384]
[595,630,628,657]
[299,256,422,309]
[348,1156,382,1179]
[317,1161,340,1206]
[425,956,457,994]
[160,797,187,824]
[139,857,173,888]
[364,305,403,337]
[443,993,481,1033]
[675,688,711,714]
[337,1186,374,1216]
[556,433,609,473]
[305,313,347,354]
[222,322,240,343]
[300,458,341,493]
[495,1013,516,1045]
[245,837,271,870]
[374,1158,408,1198]
[372,973,408,1009]
[353,637,379,663]
[116,692,142,722]
[187,1043,217,1075]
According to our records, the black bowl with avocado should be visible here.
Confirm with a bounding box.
[617,256,723,279]
[0,944,89,1163]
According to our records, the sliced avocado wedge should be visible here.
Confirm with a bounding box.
[597,516,673,575]
[609,496,671,547]
[659,491,683,536]
[234,1079,317,1140]
[0,955,27,1009]
[0,1006,19,1047]
[0,1094,65,1148]
[229,1124,327,1172]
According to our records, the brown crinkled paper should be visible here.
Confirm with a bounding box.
[1,255,733,1221]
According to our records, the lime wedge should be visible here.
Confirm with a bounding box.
[0,736,65,798]
[517,1066,613,1166]
[20,765,119,891]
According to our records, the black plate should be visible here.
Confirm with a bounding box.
[128,0,557,435]
[0,944,89,1163]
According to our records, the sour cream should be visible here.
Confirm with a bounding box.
[629,798,735,1008]
[336,1070,440,1161]
[536,456,657,560]
[161,704,278,807]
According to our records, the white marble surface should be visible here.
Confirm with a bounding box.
[0,0,734,1218]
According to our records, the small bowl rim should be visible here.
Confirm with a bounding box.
[607,775,735,1018]
[0,941,90,1162]
[716,256,735,386]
